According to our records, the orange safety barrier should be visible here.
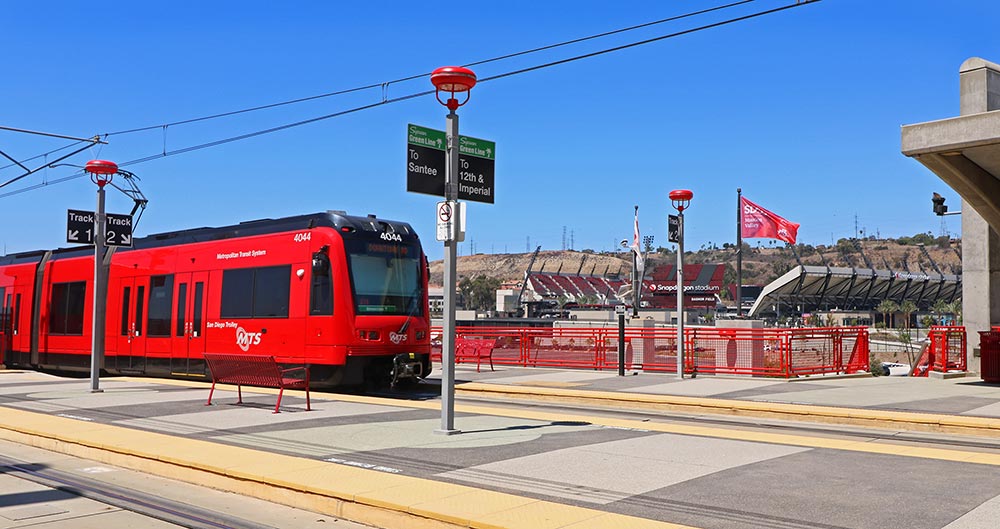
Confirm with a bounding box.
[911,326,967,376]
[431,326,870,378]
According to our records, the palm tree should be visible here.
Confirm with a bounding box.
[900,300,917,330]
[932,299,950,325]
[876,299,899,328]
[947,301,963,324]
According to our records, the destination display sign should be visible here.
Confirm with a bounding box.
[66,209,134,247]
[406,123,496,204]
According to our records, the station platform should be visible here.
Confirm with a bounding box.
[3,366,1000,529]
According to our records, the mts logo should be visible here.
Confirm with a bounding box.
[236,326,262,352]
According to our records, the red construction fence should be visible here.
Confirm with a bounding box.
[911,325,967,376]
[431,326,870,378]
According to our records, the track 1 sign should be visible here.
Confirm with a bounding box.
[66,209,134,247]
[406,123,496,204]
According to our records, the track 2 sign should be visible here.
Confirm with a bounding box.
[66,209,134,247]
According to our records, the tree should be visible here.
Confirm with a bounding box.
[876,299,898,328]
[458,275,502,312]
[899,300,917,330]
[931,299,950,325]
[947,301,963,324]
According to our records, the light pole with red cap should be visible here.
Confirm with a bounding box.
[84,159,118,392]
[430,66,476,434]
[670,189,693,379]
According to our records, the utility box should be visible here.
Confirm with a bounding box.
[979,331,1000,383]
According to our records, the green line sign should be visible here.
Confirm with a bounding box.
[406,123,496,204]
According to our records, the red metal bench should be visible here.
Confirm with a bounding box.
[455,337,496,372]
[203,353,311,413]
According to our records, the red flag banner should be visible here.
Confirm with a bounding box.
[741,196,799,244]
[631,208,644,275]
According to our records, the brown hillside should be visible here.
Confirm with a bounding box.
[429,238,962,293]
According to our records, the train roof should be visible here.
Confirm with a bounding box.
[0,211,420,264]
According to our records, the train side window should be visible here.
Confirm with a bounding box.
[2,290,8,332]
[120,287,131,336]
[221,266,290,318]
[135,286,145,336]
[14,293,21,334]
[310,248,333,316]
[220,268,253,318]
[253,266,290,318]
[176,283,187,337]
[49,281,86,335]
[192,282,204,337]
[147,275,174,337]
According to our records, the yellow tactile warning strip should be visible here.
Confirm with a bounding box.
[0,398,696,529]
[454,382,1000,438]
[511,381,585,388]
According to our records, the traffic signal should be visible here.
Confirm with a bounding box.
[932,193,947,216]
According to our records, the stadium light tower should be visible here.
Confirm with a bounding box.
[85,159,118,393]
[669,189,693,379]
[430,66,476,435]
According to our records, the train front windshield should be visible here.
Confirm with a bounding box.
[346,240,424,316]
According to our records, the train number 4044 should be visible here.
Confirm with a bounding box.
[293,232,312,242]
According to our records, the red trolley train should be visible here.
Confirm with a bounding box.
[0,211,432,388]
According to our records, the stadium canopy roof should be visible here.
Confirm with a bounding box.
[748,265,961,317]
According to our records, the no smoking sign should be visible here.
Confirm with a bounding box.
[436,201,465,242]
[438,202,452,222]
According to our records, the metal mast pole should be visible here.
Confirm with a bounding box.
[91,184,106,392]
[677,210,685,379]
[438,108,460,434]
[736,187,743,317]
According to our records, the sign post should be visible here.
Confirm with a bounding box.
[82,160,120,393]
[669,190,694,379]
[427,66,478,436]
[616,305,626,376]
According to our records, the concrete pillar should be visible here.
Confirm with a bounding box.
[960,58,1000,371]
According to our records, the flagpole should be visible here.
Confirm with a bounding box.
[632,206,639,318]
[736,188,743,318]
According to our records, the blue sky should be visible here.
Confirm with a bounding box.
[2,0,998,261]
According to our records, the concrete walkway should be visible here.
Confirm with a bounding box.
[2,367,1000,529]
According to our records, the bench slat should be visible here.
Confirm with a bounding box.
[203,353,311,413]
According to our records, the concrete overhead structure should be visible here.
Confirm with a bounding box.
[902,57,1000,371]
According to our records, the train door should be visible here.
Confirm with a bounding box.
[115,276,148,373]
[1,290,9,363]
[3,288,27,366]
[170,272,208,376]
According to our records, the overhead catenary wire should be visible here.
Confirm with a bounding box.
[0,0,819,200]
[101,0,759,137]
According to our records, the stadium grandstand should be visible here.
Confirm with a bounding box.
[748,243,961,318]
[524,262,724,312]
